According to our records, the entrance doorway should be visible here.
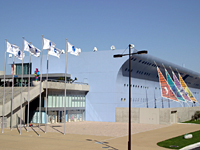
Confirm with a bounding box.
[170,111,177,124]
[48,111,57,123]
[68,110,84,122]
[57,111,65,123]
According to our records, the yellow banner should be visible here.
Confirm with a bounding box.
[179,74,197,102]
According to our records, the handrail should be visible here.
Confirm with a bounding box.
[45,79,88,85]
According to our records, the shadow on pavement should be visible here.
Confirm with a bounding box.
[86,139,119,150]
[51,126,64,134]
[31,126,39,136]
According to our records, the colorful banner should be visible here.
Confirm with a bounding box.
[166,70,186,102]
[157,67,179,102]
[179,74,197,102]
[172,71,192,102]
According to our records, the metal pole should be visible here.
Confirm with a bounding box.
[64,39,68,135]
[27,50,31,132]
[20,37,24,135]
[128,44,131,150]
[146,88,148,108]
[2,39,7,133]
[11,55,15,130]
[168,99,170,108]
[154,89,156,108]
[39,35,43,136]
[45,50,49,133]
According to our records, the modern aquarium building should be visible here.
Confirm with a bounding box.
[1,48,200,128]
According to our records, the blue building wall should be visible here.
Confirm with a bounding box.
[67,50,127,122]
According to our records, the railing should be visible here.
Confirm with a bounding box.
[46,79,88,85]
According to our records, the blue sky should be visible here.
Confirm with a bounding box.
[0,0,200,74]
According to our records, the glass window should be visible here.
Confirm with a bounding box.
[48,95,53,107]
[55,95,59,107]
[74,96,78,107]
[77,96,81,107]
[52,95,56,107]
[59,95,63,107]
[66,96,69,107]
[69,96,72,107]
[72,95,75,107]
[15,63,31,75]
[79,96,81,107]
[83,96,86,107]
[81,96,83,107]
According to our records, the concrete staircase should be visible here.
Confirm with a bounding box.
[0,83,44,117]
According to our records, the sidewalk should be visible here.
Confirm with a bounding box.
[0,122,199,150]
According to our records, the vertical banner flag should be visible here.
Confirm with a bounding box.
[179,74,197,102]
[172,71,192,102]
[157,67,179,102]
[67,42,81,56]
[165,69,186,102]
[48,47,63,58]
[7,41,19,55]
[43,38,56,49]
[24,40,40,57]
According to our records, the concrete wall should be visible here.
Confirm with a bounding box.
[116,106,200,125]
[44,81,89,91]
[159,108,170,124]
[116,107,140,123]
[140,108,160,124]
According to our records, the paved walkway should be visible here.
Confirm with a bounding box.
[0,122,199,150]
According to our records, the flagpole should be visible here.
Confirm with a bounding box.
[11,54,15,131]
[39,35,43,136]
[20,38,25,135]
[27,46,31,132]
[64,39,68,135]
[45,50,49,133]
[2,39,7,133]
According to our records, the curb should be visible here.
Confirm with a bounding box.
[180,142,200,150]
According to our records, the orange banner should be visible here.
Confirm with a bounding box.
[157,67,179,102]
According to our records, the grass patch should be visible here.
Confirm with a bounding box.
[157,130,200,149]
[182,119,200,124]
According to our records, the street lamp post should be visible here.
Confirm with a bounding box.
[114,45,147,150]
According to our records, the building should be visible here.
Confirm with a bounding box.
[67,49,200,123]
[1,48,200,128]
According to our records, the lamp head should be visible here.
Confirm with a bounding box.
[137,50,148,54]
[93,47,97,52]
[130,44,135,49]
[61,49,65,54]
[113,54,123,58]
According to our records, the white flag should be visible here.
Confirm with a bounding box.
[24,40,30,52]
[67,42,81,56]
[43,38,56,50]
[7,41,19,55]
[16,50,25,60]
[24,40,40,57]
[49,47,62,58]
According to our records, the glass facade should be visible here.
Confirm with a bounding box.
[47,95,86,108]
[30,91,86,124]
[15,63,31,75]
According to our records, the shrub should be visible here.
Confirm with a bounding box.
[191,111,200,121]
